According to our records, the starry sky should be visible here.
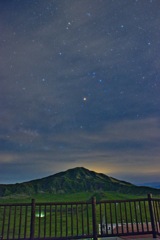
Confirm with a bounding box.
[0,0,160,184]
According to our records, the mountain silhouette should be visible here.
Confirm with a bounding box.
[0,167,159,197]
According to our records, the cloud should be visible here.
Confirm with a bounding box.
[0,0,160,183]
[0,117,159,183]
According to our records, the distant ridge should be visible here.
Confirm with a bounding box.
[0,167,159,197]
[138,182,160,189]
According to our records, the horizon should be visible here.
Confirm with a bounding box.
[0,1,160,185]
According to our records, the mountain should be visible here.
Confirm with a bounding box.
[0,167,159,197]
[138,182,160,189]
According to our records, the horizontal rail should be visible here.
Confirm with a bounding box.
[0,203,31,207]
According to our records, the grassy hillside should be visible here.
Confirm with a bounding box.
[0,167,159,198]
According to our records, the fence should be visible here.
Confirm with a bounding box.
[0,194,159,240]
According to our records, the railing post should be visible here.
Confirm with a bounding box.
[148,194,156,238]
[92,196,97,240]
[30,199,35,240]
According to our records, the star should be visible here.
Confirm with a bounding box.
[86,12,91,17]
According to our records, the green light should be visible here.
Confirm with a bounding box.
[35,211,45,218]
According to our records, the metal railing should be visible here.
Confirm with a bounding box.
[0,194,159,239]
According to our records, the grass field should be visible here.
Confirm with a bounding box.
[0,191,154,204]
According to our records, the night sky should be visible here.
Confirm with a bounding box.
[0,0,160,184]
